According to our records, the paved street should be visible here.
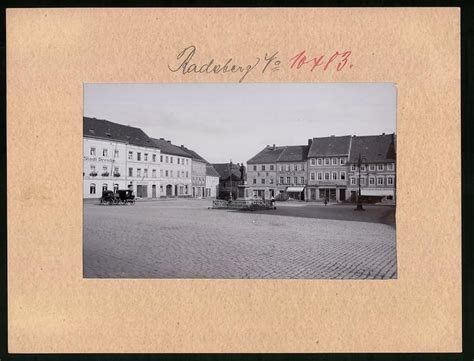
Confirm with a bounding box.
[83,199,397,279]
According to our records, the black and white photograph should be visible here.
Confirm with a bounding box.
[83,83,397,279]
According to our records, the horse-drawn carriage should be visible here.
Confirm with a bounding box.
[99,189,135,205]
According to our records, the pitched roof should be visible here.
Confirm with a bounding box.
[349,134,396,163]
[247,146,286,164]
[83,116,156,148]
[307,135,352,157]
[277,145,309,162]
[180,147,208,163]
[206,164,220,177]
[211,163,242,180]
[150,138,193,158]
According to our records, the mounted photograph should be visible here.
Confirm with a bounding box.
[83,83,397,279]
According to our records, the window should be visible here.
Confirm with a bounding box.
[377,177,384,185]
[369,164,375,171]
[253,178,257,184]
[340,158,346,165]
[90,165,96,172]
[350,178,356,185]
[160,155,163,162]
[128,151,133,160]
[378,164,384,171]
[317,158,322,165]
[160,169,163,177]
[340,171,346,180]
[152,169,156,177]
[261,178,266,184]
[369,177,375,185]
[103,149,108,157]
[317,172,323,180]
[311,159,316,165]
[114,166,119,174]
[332,158,337,165]
[270,165,274,171]
[253,165,257,171]
[387,163,394,171]
[286,177,291,184]
[137,168,141,177]
[360,178,366,185]
[387,177,394,185]
[294,177,298,184]
[137,152,141,161]
[144,169,148,177]
[324,172,330,180]
[170,156,173,163]
[102,184,107,192]
[128,168,133,177]
[165,170,169,177]
[311,172,315,181]
[332,172,338,180]
[286,164,290,171]
[152,154,156,162]
[295,164,299,171]
[302,163,305,171]
[177,171,180,178]
[351,165,357,171]
[360,165,366,171]
[90,147,96,156]
[165,156,169,163]
[114,150,119,158]
[102,166,108,174]
[301,177,305,184]
[186,159,189,165]
[186,171,189,177]
[262,165,265,171]
[170,170,173,177]
[144,153,148,161]
[324,158,330,165]
[90,183,96,194]
[270,178,274,184]
[177,158,180,164]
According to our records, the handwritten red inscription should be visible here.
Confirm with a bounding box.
[289,50,352,72]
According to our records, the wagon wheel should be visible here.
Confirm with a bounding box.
[108,199,114,205]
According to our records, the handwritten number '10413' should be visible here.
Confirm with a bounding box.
[289,50,352,72]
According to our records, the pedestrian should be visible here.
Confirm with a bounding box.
[324,197,328,206]
[271,195,276,209]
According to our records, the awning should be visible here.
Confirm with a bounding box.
[286,187,305,193]
[361,189,394,196]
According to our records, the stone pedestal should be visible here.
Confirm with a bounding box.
[237,184,252,200]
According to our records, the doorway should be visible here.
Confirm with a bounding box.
[152,184,157,198]
[166,184,173,197]
[339,189,346,201]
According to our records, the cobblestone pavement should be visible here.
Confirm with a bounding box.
[83,199,397,279]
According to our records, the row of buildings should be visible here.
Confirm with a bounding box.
[246,134,396,203]
[83,117,220,199]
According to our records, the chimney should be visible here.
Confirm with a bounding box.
[382,132,385,135]
[308,138,312,146]
[159,137,164,140]
[330,135,335,137]
[166,140,171,143]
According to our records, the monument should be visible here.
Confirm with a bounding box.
[237,163,251,200]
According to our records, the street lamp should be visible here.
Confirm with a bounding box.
[354,153,366,211]
[229,160,233,200]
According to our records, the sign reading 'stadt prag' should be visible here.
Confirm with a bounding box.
[83,156,116,163]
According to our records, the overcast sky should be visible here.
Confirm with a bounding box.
[84,83,396,164]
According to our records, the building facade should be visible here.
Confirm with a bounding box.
[205,165,220,198]
[247,145,284,200]
[307,136,351,202]
[83,117,161,199]
[247,133,396,203]
[151,138,192,197]
[347,134,396,201]
[180,147,208,198]
[275,145,309,200]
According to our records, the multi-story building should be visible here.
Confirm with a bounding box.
[347,134,396,201]
[205,164,220,198]
[212,163,244,200]
[151,138,192,197]
[247,145,284,200]
[306,135,352,202]
[83,117,161,199]
[181,147,208,198]
[275,145,310,200]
